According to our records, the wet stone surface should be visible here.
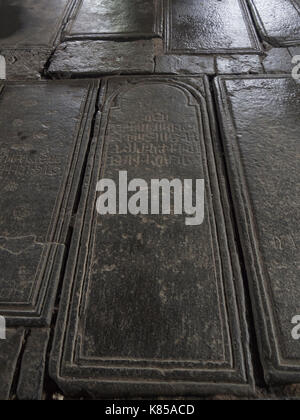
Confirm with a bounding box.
[165,0,262,54]
[48,40,161,77]
[50,76,254,398]
[249,0,300,47]
[215,75,300,384]
[64,0,163,40]
[0,80,98,326]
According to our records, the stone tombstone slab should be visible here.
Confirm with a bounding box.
[50,76,254,397]
[164,0,262,54]
[249,0,300,47]
[0,0,74,78]
[0,80,99,326]
[214,75,300,384]
[65,0,163,41]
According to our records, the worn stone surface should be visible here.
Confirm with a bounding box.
[48,40,161,77]
[155,55,215,74]
[0,0,74,79]
[165,0,262,54]
[17,329,50,400]
[0,80,98,326]
[216,55,263,75]
[0,48,50,81]
[50,76,254,398]
[249,0,300,47]
[262,48,293,73]
[214,75,300,384]
[64,0,163,40]
[0,328,25,400]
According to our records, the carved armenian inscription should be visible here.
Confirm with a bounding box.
[51,77,253,396]
[106,113,201,169]
[0,148,61,179]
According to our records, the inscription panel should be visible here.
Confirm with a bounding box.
[0,80,99,325]
[165,0,262,54]
[65,0,163,40]
[249,0,300,47]
[215,75,300,383]
[51,76,253,397]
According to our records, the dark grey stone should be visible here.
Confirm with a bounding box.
[289,46,300,56]
[0,48,50,81]
[214,75,300,384]
[17,329,50,400]
[48,40,162,77]
[249,0,300,47]
[262,48,293,73]
[0,80,99,326]
[50,76,254,398]
[216,55,263,74]
[64,0,163,41]
[0,0,75,79]
[164,0,262,54]
[0,328,25,400]
[155,55,215,74]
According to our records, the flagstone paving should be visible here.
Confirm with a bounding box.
[0,0,75,79]
[0,0,299,400]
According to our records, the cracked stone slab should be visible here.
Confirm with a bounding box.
[0,328,25,400]
[164,0,262,54]
[0,0,75,79]
[248,0,300,47]
[48,39,161,77]
[214,75,300,384]
[64,0,163,41]
[17,329,50,400]
[50,76,254,398]
[0,80,99,326]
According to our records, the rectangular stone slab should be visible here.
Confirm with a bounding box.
[50,75,254,398]
[214,75,300,384]
[0,80,99,326]
[48,40,161,77]
[64,0,163,40]
[164,0,262,54]
[249,0,300,47]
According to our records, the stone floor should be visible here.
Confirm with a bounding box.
[0,0,299,400]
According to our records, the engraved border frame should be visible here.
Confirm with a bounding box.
[214,74,300,384]
[50,75,254,397]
